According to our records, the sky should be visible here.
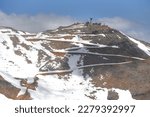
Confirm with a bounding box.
[0,0,150,42]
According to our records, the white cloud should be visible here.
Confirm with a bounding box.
[0,11,75,32]
[97,17,150,42]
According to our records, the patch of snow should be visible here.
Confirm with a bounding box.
[103,57,109,60]
[99,75,104,80]
[103,82,107,86]
[56,34,71,37]
[111,45,119,48]
[0,46,38,78]
[72,35,81,41]
[77,30,81,33]
[99,34,106,37]
[117,35,121,39]
[68,54,80,69]
[29,71,108,100]
[27,78,35,84]
[65,45,119,51]
[128,36,150,56]
[0,31,39,78]
[35,32,43,38]
[97,44,119,48]
[18,31,25,35]
[17,88,27,97]
[113,88,134,100]
[0,94,11,100]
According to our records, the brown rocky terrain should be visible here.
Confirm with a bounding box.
[88,59,150,100]
[0,75,31,100]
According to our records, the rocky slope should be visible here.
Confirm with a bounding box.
[0,23,150,100]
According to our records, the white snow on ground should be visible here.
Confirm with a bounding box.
[18,31,26,35]
[0,32,39,78]
[71,35,84,47]
[72,35,81,41]
[28,73,133,100]
[128,36,150,56]
[68,54,81,69]
[0,94,12,100]
[0,29,40,96]
[117,35,121,39]
[99,34,106,37]
[29,74,94,100]
[65,45,119,51]
[112,88,134,100]
[29,70,108,100]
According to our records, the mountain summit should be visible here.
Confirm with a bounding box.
[0,23,150,100]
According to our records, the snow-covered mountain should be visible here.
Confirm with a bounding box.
[0,23,150,100]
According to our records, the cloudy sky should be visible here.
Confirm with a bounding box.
[0,0,150,42]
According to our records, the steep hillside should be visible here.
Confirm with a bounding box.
[0,23,150,100]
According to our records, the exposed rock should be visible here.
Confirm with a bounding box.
[107,90,119,100]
